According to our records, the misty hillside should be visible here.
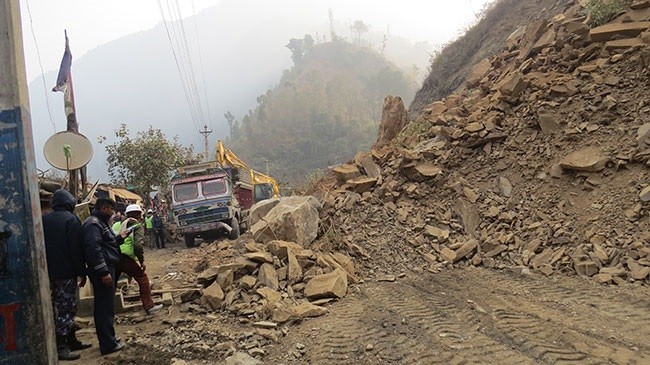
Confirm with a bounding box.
[26,0,431,181]
[225,39,417,184]
[410,0,573,116]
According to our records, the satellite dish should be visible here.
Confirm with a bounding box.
[43,131,93,171]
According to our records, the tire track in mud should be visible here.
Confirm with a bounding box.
[367,283,538,365]
[266,268,649,364]
[424,269,650,365]
[471,269,650,345]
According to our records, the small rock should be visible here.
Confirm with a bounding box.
[365,344,374,351]
[639,186,650,202]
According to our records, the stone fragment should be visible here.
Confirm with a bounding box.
[499,176,513,198]
[605,38,646,50]
[240,275,257,290]
[413,163,443,180]
[559,147,606,172]
[627,259,650,280]
[465,122,485,133]
[287,252,303,284]
[441,247,457,262]
[244,251,273,264]
[376,95,409,147]
[589,22,650,42]
[333,164,361,183]
[258,263,279,290]
[637,123,650,146]
[272,302,329,323]
[593,273,612,284]
[640,186,650,202]
[224,352,262,365]
[305,269,348,300]
[537,112,560,134]
[348,177,378,194]
[425,225,450,240]
[575,260,598,277]
[498,73,528,97]
[216,269,234,291]
[454,240,479,262]
[204,281,225,310]
[256,287,282,304]
[253,321,278,329]
[454,199,480,237]
[361,155,382,179]
[463,187,479,203]
[267,240,303,259]
[466,59,492,86]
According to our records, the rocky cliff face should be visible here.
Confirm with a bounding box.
[318,0,650,285]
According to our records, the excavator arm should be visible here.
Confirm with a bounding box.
[216,141,280,198]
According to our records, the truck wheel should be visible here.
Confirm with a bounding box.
[184,234,195,248]
[229,217,240,240]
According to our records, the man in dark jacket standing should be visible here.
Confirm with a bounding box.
[82,198,126,355]
[43,189,91,361]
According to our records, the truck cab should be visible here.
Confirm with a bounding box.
[171,162,243,247]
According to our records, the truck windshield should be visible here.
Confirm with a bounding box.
[202,178,227,197]
[174,182,199,202]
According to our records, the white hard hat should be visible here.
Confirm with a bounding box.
[147,209,153,213]
[125,204,143,214]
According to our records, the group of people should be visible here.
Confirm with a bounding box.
[42,190,165,361]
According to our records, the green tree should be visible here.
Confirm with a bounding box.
[100,124,201,203]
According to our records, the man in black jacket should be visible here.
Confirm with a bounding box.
[43,189,91,361]
[82,198,126,355]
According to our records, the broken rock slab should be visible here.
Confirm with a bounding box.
[272,302,329,323]
[204,281,225,310]
[305,269,348,300]
[375,95,409,147]
[559,147,607,172]
[332,164,361,184]
[225,352,262,365]
[589,21,650,42]
[258,263,279,290]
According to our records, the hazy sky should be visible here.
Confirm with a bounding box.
[20,0,494,82]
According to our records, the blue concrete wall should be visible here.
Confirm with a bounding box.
[0,106,50,364]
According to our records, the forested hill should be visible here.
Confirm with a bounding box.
[226,38,417,184]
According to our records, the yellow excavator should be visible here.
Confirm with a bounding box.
[216,140,280,202]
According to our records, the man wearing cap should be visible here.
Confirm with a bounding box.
[116,204,162,315]
[82,198,126,355]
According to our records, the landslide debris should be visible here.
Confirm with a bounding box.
[317,0,650,286]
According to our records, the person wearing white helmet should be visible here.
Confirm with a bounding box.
[115,204,162,315]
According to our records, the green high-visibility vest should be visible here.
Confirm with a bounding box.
[120,223,141,260]
[145,216,153,229]
[112,221,122,235]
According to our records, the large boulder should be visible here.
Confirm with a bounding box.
[249,198,281,226]
[251,196,321,246]
[375,95,409,147]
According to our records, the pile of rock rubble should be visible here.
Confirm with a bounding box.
[318,0,650,285]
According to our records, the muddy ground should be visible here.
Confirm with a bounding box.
[67,239,650,365]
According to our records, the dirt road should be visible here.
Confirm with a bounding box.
[76,245,649,365]
[265,268,649,364]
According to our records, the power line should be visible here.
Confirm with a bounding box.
[24,0,56,133]
[172,0,205,123]
[157,0,201,133]
[191,0,213,129]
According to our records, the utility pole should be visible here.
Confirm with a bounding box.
[199,125,212,162]
[0,1,57,363]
